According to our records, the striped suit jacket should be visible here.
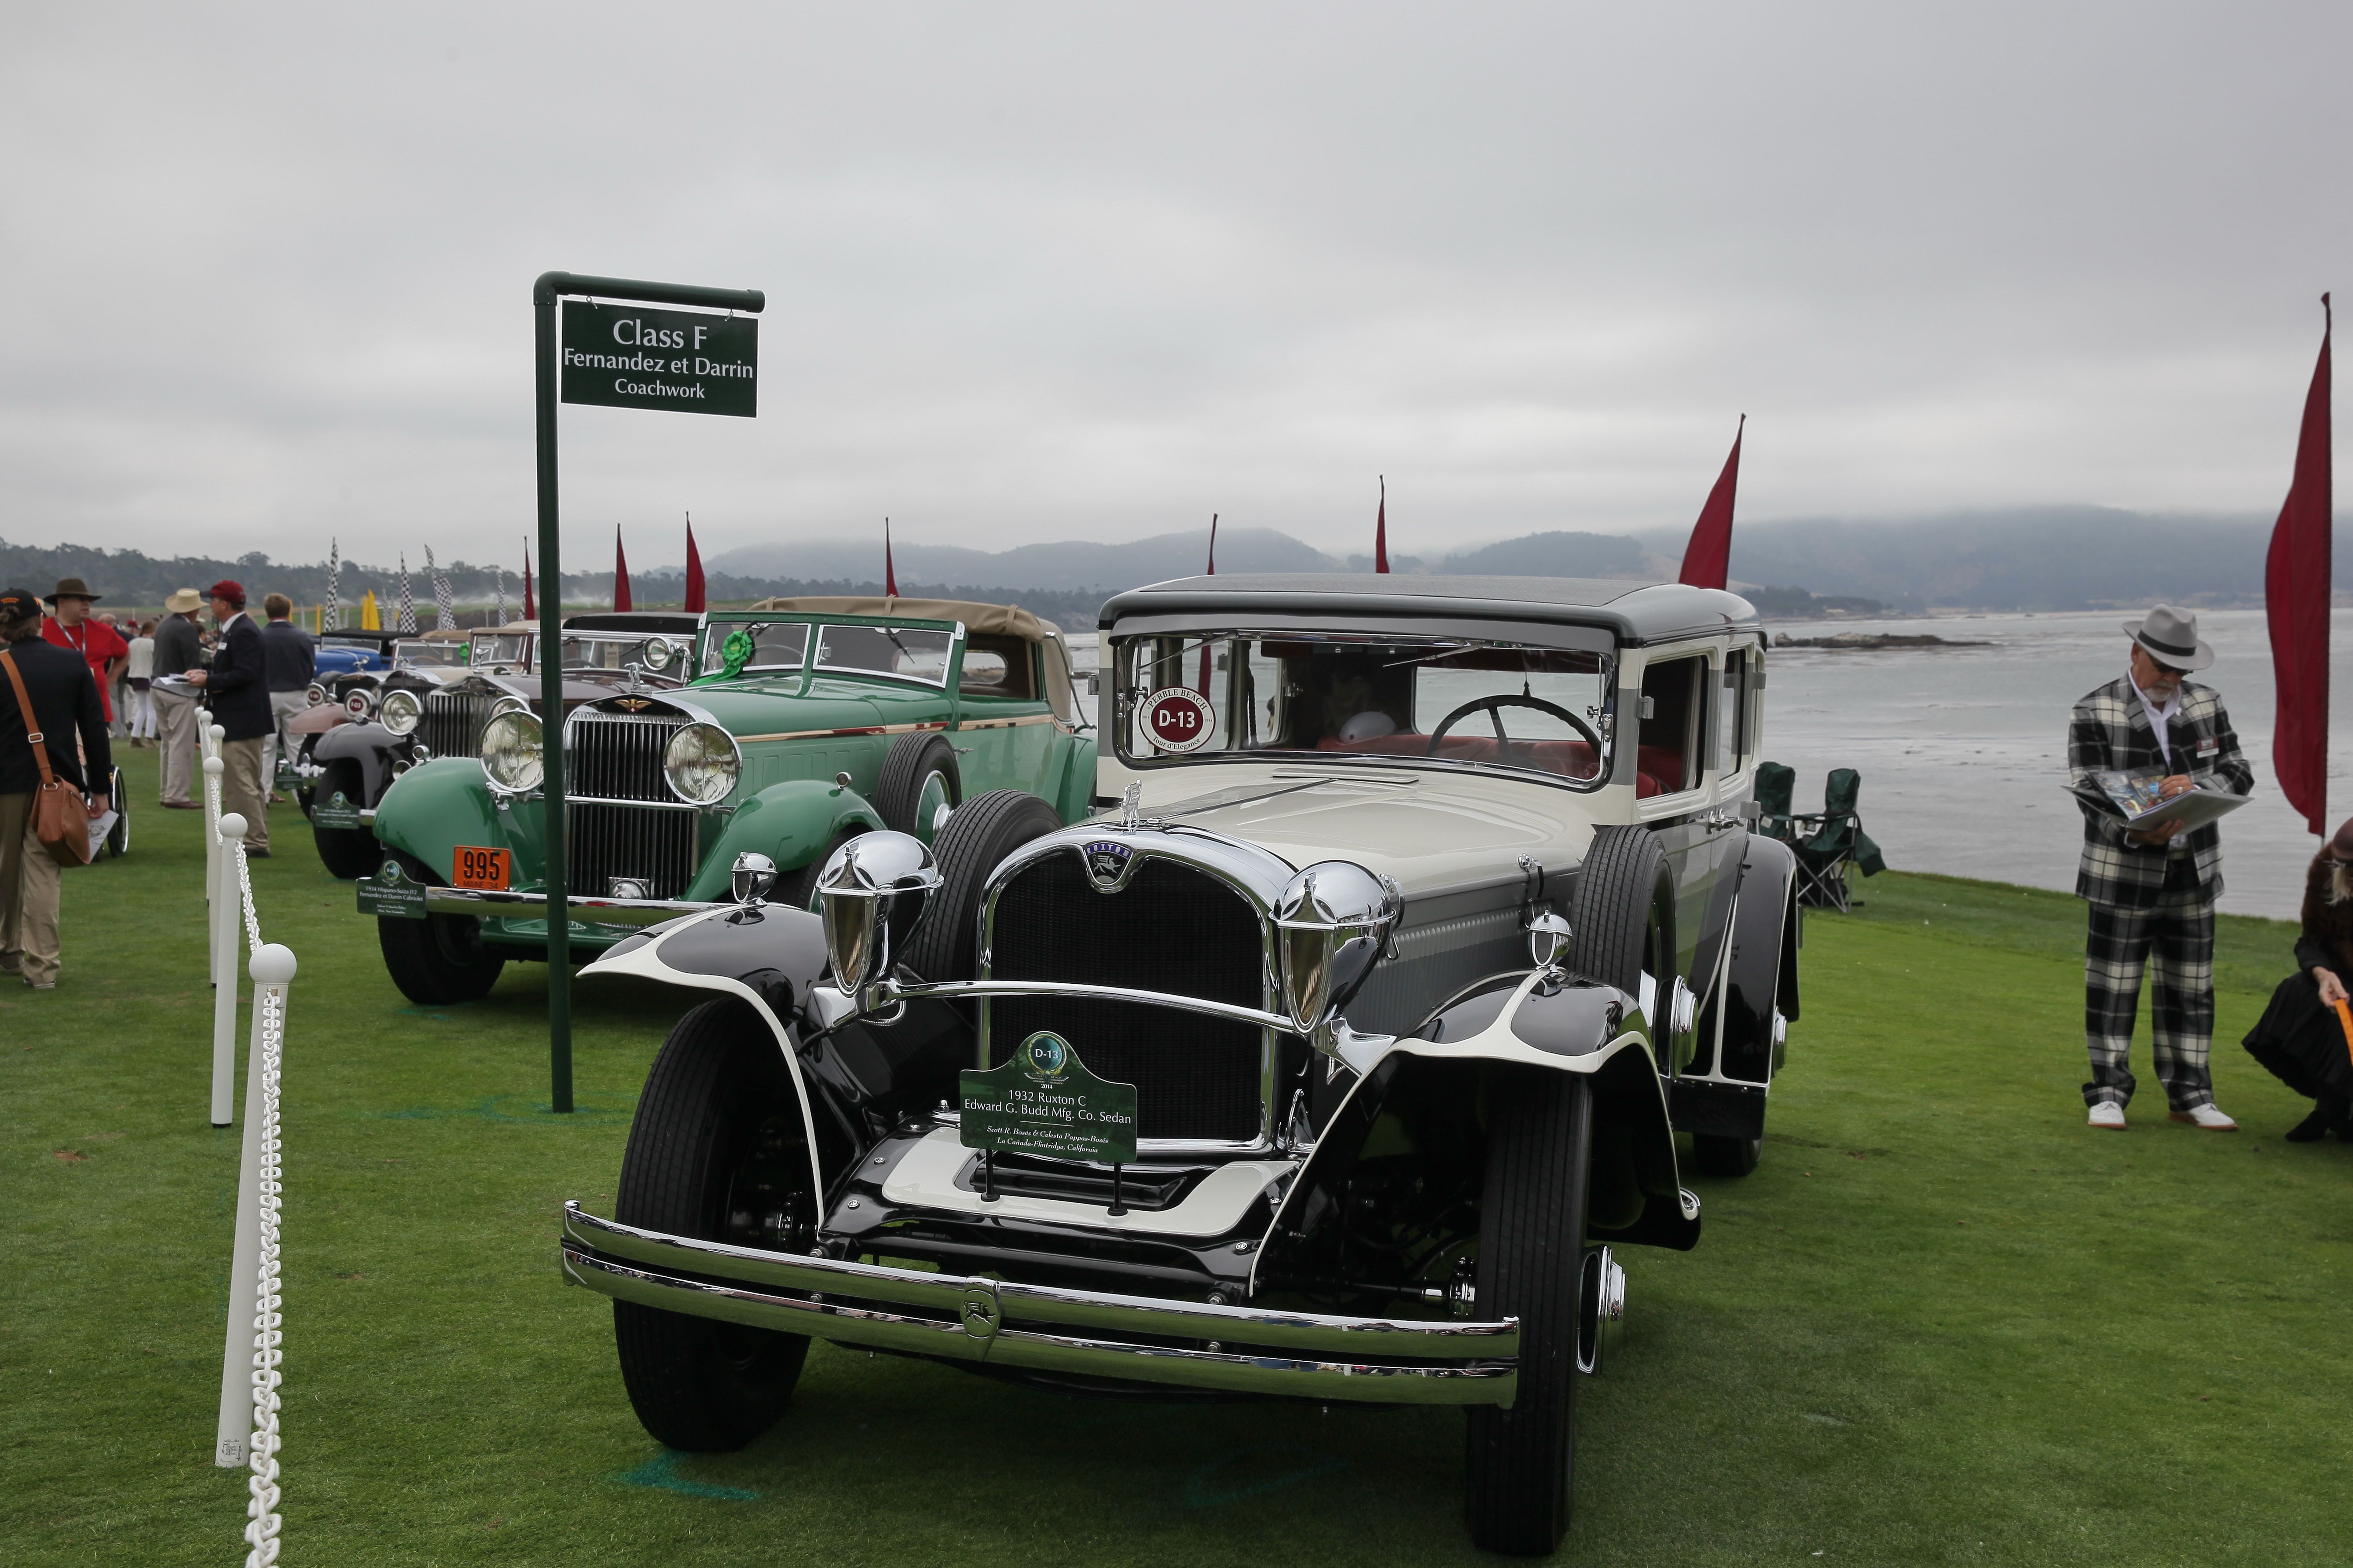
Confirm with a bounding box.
[2068,675,2252,909]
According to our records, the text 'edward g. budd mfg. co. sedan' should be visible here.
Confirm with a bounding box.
[556,574,1800,1556]
[356,597,1097,1004]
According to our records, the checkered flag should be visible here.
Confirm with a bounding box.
[324,539,341,631]
[493,564,506,626]
[396,553,417,634]
[426,544,454,630]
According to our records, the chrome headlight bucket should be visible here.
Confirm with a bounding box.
[479,710,544,795]
[815,832,941,990]
[342,687,376,720]
[636,636,676,673]
[731,851,778,906]
[304,681,327,707]
[1274,860,1402,1035]
[378,688,422,736]
[663,722,740,806]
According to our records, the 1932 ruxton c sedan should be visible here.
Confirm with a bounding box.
[557,575,1799,1555]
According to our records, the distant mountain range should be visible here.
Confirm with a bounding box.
[4,506,2341,623]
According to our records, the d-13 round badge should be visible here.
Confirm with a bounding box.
[1082,838,1136,891]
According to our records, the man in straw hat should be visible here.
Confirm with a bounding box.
[2069,605,2254,1132]
[150,589,206,808]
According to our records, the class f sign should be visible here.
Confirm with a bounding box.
[560,300,758,418]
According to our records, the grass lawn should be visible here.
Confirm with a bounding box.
[7,751,2350,1565]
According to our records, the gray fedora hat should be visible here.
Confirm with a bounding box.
[2123,604,2214,671]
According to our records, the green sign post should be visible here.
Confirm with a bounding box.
[533,271,764,1113]
[960,1031,1140,1166]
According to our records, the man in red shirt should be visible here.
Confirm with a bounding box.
[41,579,128,727]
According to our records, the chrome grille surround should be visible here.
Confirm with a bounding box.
[978,824,1291,1156]
[565,702,700,902]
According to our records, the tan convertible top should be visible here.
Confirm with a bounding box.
[740,596,1059,641]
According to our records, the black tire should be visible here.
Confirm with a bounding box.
[1690,1133,1761,1176]
[899,788,1066,982]
[375,850,506,1004]
[1566,825,1672,996]
[1466,1067,1593,1555]
[772,827,862,912]
[613,998,813,1451]
[874,731,962,845]
[311,760,379,880]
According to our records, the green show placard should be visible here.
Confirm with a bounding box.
[312,790,362,831]
[960,1031,1138,1165]
[561,300,757,418]
[356,858,428,919]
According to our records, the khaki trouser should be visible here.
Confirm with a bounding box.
[221,734,270,853]
[0,792,62,987]
[154,687,200,803]
[263,689,309,791]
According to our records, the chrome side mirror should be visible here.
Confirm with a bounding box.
[815,832,942,991]
[1274,860,1402,1035]
[1527,910,1572,969]
[731,851,778,906]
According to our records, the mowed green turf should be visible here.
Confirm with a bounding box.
[6,751,2350,1565]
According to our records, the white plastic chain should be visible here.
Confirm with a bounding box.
[232,840,284,1567]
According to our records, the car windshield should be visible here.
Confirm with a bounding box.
[559,633,685,671]
[471,632,531,668]
[1112,632,1614,785]
[321,636,385,652]
[812,623,955,685]
[700,620,810,675]
[394,640,465,667]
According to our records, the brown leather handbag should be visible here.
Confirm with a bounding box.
[0,648,95,867]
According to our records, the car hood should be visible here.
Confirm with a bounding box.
[1136,768,1598,897]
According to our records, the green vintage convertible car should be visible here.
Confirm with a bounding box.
[361,597,1096,1004]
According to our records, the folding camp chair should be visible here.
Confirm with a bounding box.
[1752,761,1799,844]
[1789,766,1886,911]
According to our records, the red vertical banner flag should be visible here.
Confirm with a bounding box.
[884,517,899,598]
[613,525,633,612]
[683,515,706,613]
[521,540,535,621]
[1678,415,1745,591]
[1374,478,1389,573]
[2267,295,2333,837]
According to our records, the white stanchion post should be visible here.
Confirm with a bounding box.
[211,813,247,1128]
[217,941,294,1476]
[202,722,224,908]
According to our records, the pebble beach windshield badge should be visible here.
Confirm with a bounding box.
[561,300,757,418]
[1139,685,1216,754]
[958,1030,1139,1165]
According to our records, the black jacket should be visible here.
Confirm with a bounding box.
[205,613,274,740]
[0,637,111,796]
[154,613,203,683]
[262,620,316,692]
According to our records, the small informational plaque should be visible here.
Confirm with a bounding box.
[1138,686,1215,754]
[356,859,428,919]
[451,845,511,890]
[561,301,758,418]
[312,790,362,830]
[960,1031,1138,1165]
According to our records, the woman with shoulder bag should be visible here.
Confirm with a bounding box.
[2243,818,2353,1141]
[0,587,113,990]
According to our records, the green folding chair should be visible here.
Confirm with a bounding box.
[1753,761,1798,843]
[1789,767,1885,911]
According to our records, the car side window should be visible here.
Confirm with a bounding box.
[960,633,1036,699]
[1719,647,1748,779]
[1636,654,1708,795]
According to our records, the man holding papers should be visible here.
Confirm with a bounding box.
[2069,606,2254,1132]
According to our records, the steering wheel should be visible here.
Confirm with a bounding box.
[1426,694,1603,765]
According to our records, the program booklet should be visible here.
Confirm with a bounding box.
[2071,767,2249,835]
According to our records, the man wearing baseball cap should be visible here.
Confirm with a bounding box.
[183,579,273,854]
[2068,606,2254,1131]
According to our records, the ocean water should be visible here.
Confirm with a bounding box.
[1065,608,2349,920]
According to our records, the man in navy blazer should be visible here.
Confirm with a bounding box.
[184,579,275,854]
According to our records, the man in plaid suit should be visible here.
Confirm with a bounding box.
[2069,606,2253,1131]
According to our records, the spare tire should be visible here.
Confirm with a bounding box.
[1565,825,1673,997]
[899,789,1065,982]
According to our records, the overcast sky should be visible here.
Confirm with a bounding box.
[3,2,2345,572]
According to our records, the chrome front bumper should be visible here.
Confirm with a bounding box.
[425,887,724,928]
[560,1203,1519,1405]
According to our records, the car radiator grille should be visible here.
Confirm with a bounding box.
[986,852,1268,1145]
[420,689,500,762]
[566,711,697,901]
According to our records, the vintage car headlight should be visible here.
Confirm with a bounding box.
[343,687,376,720]
[815,832,941,989]
[1274,860,1403,1034]
[304,681,327,707]
[637,636,676,673]
[663,722,739,805]
[378,688,422,736]
[479,710,544,795]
